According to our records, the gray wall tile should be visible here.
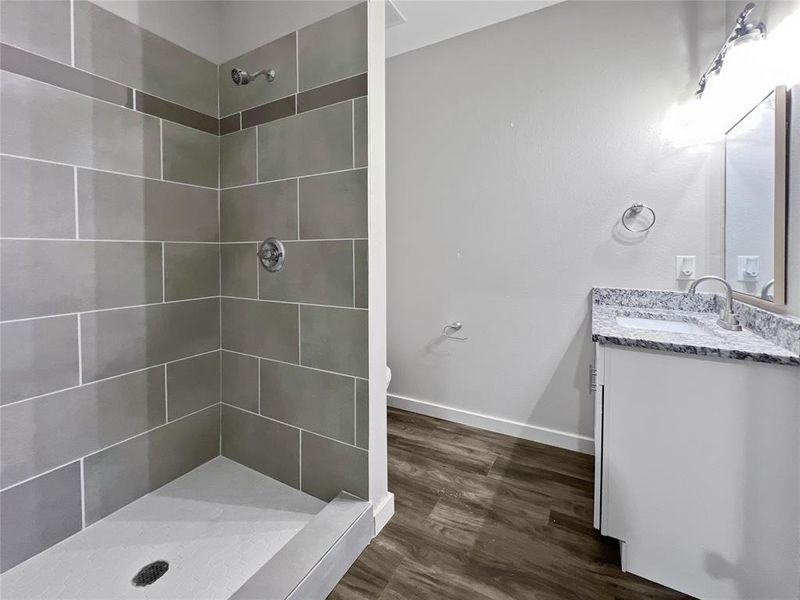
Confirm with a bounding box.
[0,43,132,108]
[355,378,368,449]
[258,240,354,307]
[83,405,219,525]
[260,360,355,444]
[1,316,78,405]
[164,243,220,301]
[221,298,298,362]
[0,72,161,177]
[300,306,367,377]
[258,102,353,181]
[301,432,367,501]
[222,243,257,298]
[167,351,220,421]
[221,351,258,413]
[354,240,368,309]
[0,0,71,64]
[221,404,299,488]
[77,169,219,242]
[299,169,367,239]
[354,97,368,168]
[0,240,163,321]
[219,33,297,117]
[298,3,367,91]
[0,462,82,574]
[162,121,219,188]
[1,367,165,488]
[81,298,220,382]
[221,128,257,189]
[73,0,216,116]
[1,156,75,239]
[220,180,297,242]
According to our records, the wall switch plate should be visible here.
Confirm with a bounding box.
[737,256,759,281]
[676,256,695,280]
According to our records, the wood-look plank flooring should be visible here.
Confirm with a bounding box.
[329,408,694,600]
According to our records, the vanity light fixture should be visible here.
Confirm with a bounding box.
[696,2,766,96]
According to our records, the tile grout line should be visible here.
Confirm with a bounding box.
[0,404,219,493]
[255,242,260,298]
[1,238,220,245]
[221,348,366,381]
[352,99,355,167]
[73,167,79,239]
[297,304,302,365]
[220,295,367,311]
[76,313,83,385]
[296,178,300,239]
[257,357,262,415]
[161,242,166,301]
[352,240,356,307]
[353,379,358,446]
[79,458,85,529]
[159,119,164,180]
[298,429,303,491]
[1,295,224,326]
[254,123,259,182]
[218,238,368,244]
[0,152,220,191]
[69,0,75,67]
[2,349,221,409]
[218,165,366,191]
[222,402,367,453]
[164,364,169,422]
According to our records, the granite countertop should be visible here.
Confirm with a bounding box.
[591,287,800,367]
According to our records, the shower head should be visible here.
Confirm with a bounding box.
[231,67,276,86]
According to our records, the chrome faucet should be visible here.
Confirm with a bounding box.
[688,276,742,331]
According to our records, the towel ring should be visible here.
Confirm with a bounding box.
[621,203,656,233]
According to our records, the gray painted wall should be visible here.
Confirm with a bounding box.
[385,1,729,446]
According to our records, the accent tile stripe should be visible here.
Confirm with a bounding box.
[219,113,241,136]
[135,91,218,135]
[241,95,296,130]
[0,42,132,108]
[297,73,367,114]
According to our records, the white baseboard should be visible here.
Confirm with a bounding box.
[387,393,594,455]
[372,492,394,536]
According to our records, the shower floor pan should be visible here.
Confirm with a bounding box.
[0,457,372,600]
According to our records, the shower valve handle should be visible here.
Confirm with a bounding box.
[258,238,285,272]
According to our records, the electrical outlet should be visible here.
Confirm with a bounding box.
[676,256,696,280]
[737,256,759,281]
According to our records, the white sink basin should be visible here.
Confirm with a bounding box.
[616,316,707,335]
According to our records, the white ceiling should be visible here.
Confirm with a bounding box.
[386,1,562,57]
[92,0,562,64]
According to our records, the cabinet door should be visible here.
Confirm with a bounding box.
[602,346,800,600]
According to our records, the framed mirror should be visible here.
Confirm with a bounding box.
[724,86,789,306]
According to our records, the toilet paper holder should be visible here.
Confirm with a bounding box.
[443,322,468,341]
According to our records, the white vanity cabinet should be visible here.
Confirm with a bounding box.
[593,344,800,600]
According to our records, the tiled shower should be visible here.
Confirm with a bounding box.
[0,0,379,591]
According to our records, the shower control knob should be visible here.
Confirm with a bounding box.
[258,238,285,272]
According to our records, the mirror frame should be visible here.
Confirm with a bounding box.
[724,85,789,308]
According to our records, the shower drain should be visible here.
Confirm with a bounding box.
[132,560,169,587]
